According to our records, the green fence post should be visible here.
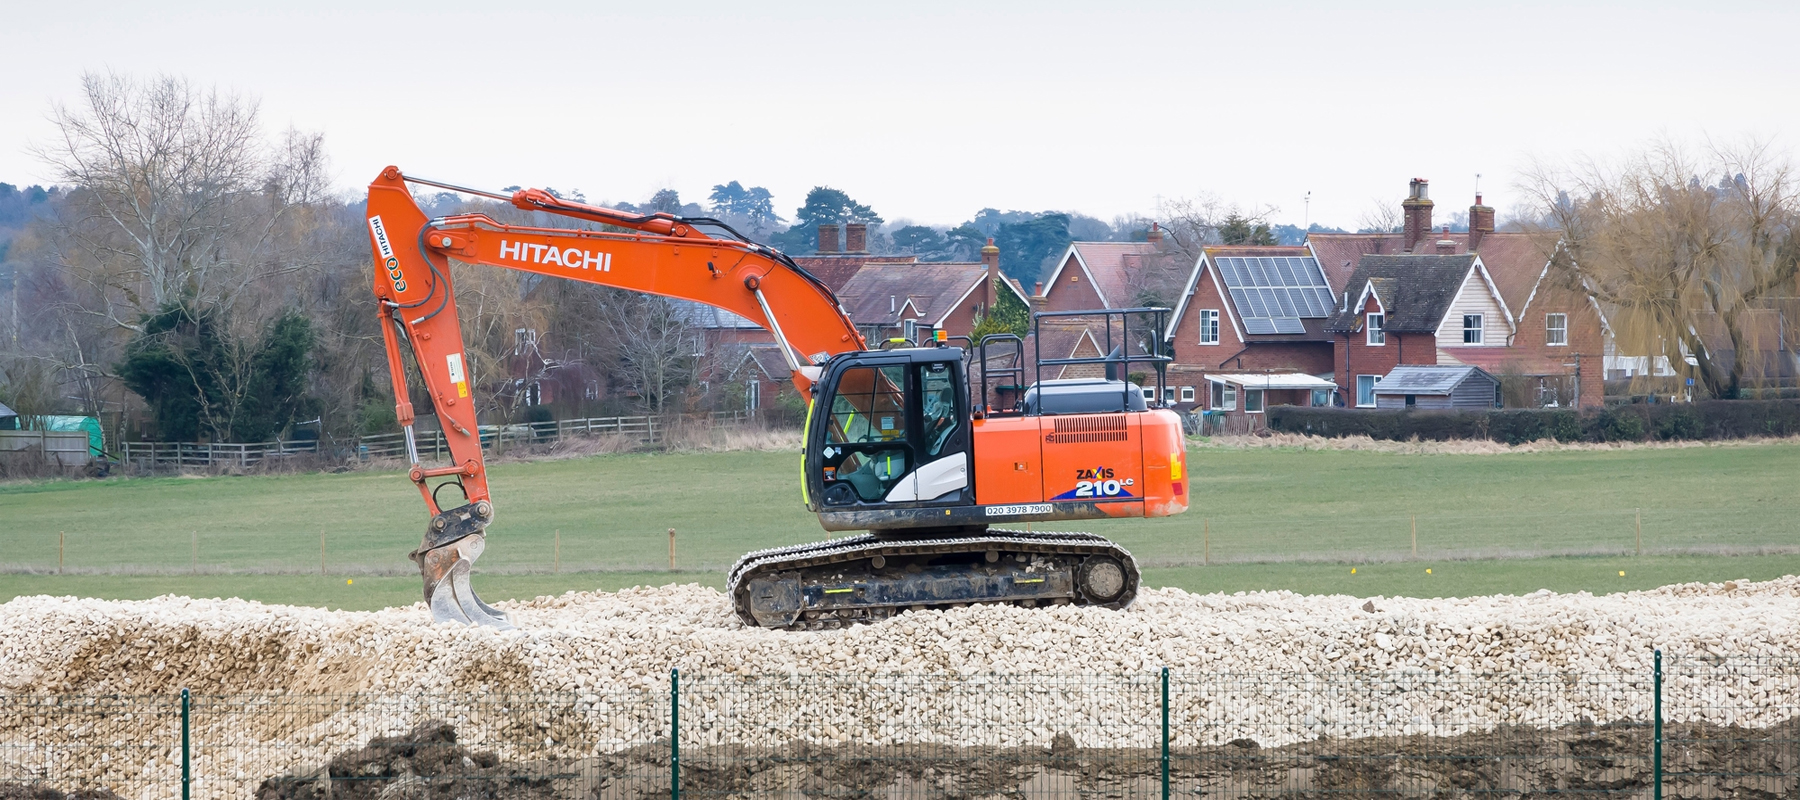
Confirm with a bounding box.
[1653,650,1663,800]
[670,668,680,800]
[180,688,191,800]
[1161,667,1170,800]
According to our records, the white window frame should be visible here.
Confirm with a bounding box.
[1198,309,1221,345]
[1243,388,1266,414]
[1356,374,1379,408]
[1546,313,1568,346]
[1311,388,1332,407]
[584,380,600,401]
[1163,386,1177,404]
[746,379,762,410]
[1180,386,1196,403]
[902,319,919,344]
[1463,314,1484,344]
[1141,387,1155,401]
[1209,380,1236,411]
[1366,312,1385,346]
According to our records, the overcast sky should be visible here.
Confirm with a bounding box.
[5,0,1797,229]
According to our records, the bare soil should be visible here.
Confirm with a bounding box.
[253,718,1798,800]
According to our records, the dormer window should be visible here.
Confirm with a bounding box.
[1463,314,1484,344]
[1366,313,1385,345]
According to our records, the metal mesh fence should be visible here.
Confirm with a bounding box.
[0,694,182,799]
[1662,655,1800,799]
[0,658,1793,799]
[678,673,1162,800]
[1171,670,1657,798]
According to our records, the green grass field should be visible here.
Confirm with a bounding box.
[2,441,1796,610]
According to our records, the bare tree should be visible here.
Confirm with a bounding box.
[1522,136,1800,398]
[593,291,700,415]
[1356,199,1403,234]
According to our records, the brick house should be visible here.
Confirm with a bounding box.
[1325,253,1515,407]
[1039,232,1188,312]
[1160,246,1340,427]
[1308,179,1603,407]
[834,240,1029,344]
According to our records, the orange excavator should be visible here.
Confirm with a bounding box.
[366,167,1189,630]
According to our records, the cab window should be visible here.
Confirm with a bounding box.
[827,366,907,444]
[919,362,958,457]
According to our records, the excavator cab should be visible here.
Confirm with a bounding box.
[804,348,973,520]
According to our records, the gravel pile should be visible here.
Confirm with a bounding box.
[0,577,1796,792]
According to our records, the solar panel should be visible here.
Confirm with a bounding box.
[1243,318,1279,335]
[1211,253,1333,334]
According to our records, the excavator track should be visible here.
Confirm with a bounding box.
[727,530,1139,630]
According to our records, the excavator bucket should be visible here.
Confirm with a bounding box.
[413,534,513,630]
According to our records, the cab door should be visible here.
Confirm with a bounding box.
[806,354,974,510]
[889,360,971,504]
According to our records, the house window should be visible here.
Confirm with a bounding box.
[525,381,542,406]
[1546,313,1568,346]
[514,328,538,354]
[1356,375,1379,407]
[1463,314,1484,344]
[1311,388,1331,407]
[1210,380,1236,411]
[746,380,762,411]
[1244,389,1265,414]
[584,380,600,401]
[1199,310,1220,345]
[1366,313,1385,345]
[1141,387,1156,401]
[1404,394,1416,408]
[902,319,919,344]
[1180,386,1196,403]
[1163,387,1177,404]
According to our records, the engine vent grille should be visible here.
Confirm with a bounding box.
[1047,415,1128,444]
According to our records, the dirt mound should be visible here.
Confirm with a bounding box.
[0,786,122,800]
[256,721,561,800]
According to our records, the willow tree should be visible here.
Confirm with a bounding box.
[1525,139,1800,399]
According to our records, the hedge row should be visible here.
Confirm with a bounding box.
[1265,400,1800,444]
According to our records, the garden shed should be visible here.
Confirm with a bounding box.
[1373,365,1500,410]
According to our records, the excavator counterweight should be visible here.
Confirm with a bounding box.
[365,167,1188,629]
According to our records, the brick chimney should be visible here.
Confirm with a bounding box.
[981,237,1002,308]
[1146,222,1164,245]
[816,223,840,254]
[1402,178,1433,252]
[844,222,868,253]
[1435,225,1457,254]
[1469,193,1496,251]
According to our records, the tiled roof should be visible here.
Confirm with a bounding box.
[1055,243,1161,307]
[1307,232,1556,317]
[836,262,987,327]
[1325,255,1477,333]
[670,299,759,329]
[789,254,920,294]
[1374,365,1495,395]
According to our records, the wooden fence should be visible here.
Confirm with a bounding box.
[0,430,94,468]
[117,410,755,469]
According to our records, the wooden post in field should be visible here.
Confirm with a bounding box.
[320,529,326,575]
[1203,519,1210,566]
[58,531,64,575]
[554,529,561,574]
[191,530,198,574]
[668,528,677,571]
[1636,508,1642,556]
[1411,515,1418,558]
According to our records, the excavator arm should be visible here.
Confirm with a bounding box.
[365,166,865,628]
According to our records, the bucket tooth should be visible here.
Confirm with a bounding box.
[417,534,512,630]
